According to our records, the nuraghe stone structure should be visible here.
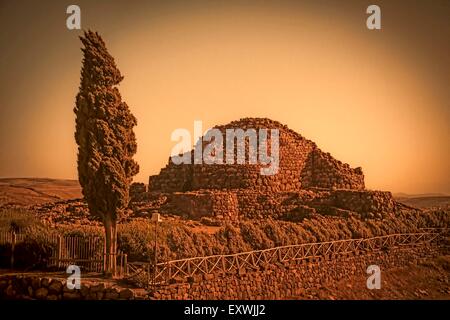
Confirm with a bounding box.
[133,118,398,221]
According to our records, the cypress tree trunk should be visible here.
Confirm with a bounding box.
[104,217,113,277]
[103,217,118,276]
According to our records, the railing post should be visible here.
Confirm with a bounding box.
[251,252,256,267]
[103,235,107,274]
[168,262,172,281]
[222,256,226,274]
[121,251,125,277]
[117,250,121,277]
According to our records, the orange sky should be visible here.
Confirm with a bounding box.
[0,0,449,194]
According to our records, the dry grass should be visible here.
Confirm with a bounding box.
[1,206,448,264]
[0,178,81,206]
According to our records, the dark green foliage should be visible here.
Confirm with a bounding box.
[0,209,57,269]
[12,234,55,269]
[74,30,139,222]
[117,209,449,261]
[0,243,11,268]
[2,209,445,267]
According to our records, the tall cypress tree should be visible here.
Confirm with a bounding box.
[74,31,139,275]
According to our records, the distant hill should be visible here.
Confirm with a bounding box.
[0,178,82,206]
[394,194,450,209]
[393,192,450,198]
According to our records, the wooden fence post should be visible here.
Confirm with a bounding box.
[222,256,226,274]
[119,250,124,277]
[10,232,16,269]
[57,235,62,269]
[168,262,172,280]
[103,235,107,274]
[123,253,128,276]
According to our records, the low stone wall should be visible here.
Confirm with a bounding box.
[169,191,239,221]
[152,188,399,221]
[331,190,396,217]
[151,243,445,300]
[236,189,397,220]
[236,190,293,219]
[0,275,137,300]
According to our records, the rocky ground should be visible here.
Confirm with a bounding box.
[1,178,449,226]
[1,255,449,300]
[0,271,146,300]
[0,178,449,300]
[308,255,450,300]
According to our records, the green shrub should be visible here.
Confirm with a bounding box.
[0,229,57,270]
[0,243,12,268]
[2,206,447,266]
[13,233,56,269]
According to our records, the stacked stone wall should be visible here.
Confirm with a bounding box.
[169,191,239,221]
[301,149,365,190]
[161,189,398,221]
[0,277,137,300]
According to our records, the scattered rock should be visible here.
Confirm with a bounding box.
[119,289,134,299]
[35,287,48,300]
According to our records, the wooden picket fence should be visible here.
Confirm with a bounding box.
[0,232,127,276]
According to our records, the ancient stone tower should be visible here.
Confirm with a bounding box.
[136,118,395,221]
[149,118,365,193]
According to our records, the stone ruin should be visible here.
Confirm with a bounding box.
[131,118,400,221]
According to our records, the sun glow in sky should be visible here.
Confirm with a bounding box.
[0,0,449,194]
